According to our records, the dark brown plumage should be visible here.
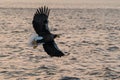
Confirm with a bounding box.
[32,6,65,57]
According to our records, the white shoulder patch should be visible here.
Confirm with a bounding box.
[35,36,43,41]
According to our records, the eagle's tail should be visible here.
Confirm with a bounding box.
[28,33,38,47]
[28,33,43,48]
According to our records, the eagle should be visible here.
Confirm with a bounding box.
[29,6,66,57]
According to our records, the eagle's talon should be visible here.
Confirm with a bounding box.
[33,45,38,49]
[32,40,38,49]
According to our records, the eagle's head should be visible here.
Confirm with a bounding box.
[54,34,60,38]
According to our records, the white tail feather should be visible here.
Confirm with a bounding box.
[28,33,43,47]
[28,33,38,47]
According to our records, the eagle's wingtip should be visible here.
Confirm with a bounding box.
[35,6,50,17]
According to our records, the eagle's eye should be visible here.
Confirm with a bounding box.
[43,20,48,24]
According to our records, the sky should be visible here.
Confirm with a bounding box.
[0,0,120,8]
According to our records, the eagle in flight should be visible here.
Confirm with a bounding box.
[30,6,66,57]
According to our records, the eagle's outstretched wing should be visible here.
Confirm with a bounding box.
[31,6,67,57]
[43,41,65,57]
[32,6,50,36]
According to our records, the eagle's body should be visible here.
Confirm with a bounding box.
[30,6,66,57]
